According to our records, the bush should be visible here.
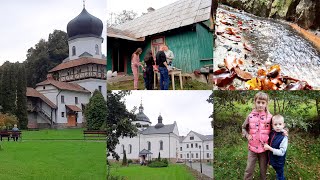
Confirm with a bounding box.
[147,160,168,168]
[107,175,126,180]
[128,159,133,164]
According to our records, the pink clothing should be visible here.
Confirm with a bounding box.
[132,64,139,89]
[131,53,141,89]
[247,110,272,153]
[131,54,141,66]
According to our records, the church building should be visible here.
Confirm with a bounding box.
[108,101,213,163]
[26,5,106,129]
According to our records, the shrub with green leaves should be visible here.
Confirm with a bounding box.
[84,90,107,130]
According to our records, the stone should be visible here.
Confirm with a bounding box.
[296,0,317,29]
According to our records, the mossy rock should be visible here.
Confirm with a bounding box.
[269,0,298,19]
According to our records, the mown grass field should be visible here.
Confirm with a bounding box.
[109,163,195,180]
[0,129,106,180]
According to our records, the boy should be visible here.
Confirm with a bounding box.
[264,115,288,180]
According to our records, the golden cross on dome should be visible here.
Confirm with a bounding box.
[83,0,86,8]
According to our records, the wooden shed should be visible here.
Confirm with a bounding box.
[107,0,213,74]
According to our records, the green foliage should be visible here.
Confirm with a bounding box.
[215,132,320,179]
[15,63,28,129]
[147,160,168,168]
[85,90,107,130]
[106,90,138,160]
[0,62,17,113]
[122,150,128,166]
[25,30,68,87]
[128,159,133,164]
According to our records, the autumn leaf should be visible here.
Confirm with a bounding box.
[243,42,253,52]
[245,78,261,90]
[257,69,267,76]
[234,67,253,80]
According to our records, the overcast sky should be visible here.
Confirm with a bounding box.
[120,90,213,136]
[0,0,106,65]
[107,0,177,22]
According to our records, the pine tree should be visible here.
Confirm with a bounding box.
[84,90,107,130]
[1,62,16,114]
[15,64,28,129]
[122,150,128,166]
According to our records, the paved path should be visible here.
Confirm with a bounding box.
[186,162,213,179]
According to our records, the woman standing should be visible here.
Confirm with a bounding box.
[144,49,155,90]
[131,48,144,90]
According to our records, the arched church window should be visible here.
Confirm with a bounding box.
[72,46,76,56]
[147,141,151,151]
[95,44,99,55]
[128,144,132,154]
[159,141,163,150]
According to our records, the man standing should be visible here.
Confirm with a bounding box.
[156,46,169,90]
[163,45,174,67]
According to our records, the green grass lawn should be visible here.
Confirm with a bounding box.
[0,129,106,180]
[109,163,195,180]
[214,133,320,179]
[108,75,212,90]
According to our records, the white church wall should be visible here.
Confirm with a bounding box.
[68,37,103,60]
[56,90,90,124]
[73,79,106,99]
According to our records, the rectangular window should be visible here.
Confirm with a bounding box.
[61,112,64,117]
[191,143,193,148]
[180,154,182,158]
[196,153,198,158]
[207,153,210,158]
[43,86,45,90]
[186,144,189,148]
[191,153,194,158]
[190,136,194,140]
[75,97,78,104]
[98,86,102,92]
[206,145,209,150]
[195,143,198,148]
[180,147,182,151]
[61,95,64,103]
[187,154,189,158]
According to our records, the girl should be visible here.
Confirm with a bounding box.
[242,92,272,180]
[131,48,144,90]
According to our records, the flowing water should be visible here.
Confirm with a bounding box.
[214,5,320,88]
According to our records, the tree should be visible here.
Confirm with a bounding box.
[85,90,107,130]
[106,90,138,161]
[1,62,17,114]
[15,63,28,129]
[25,30,68,87]
[108,10,138,26]
[122,150,128,166]
[158,152,161,161]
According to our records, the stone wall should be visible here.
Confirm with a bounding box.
[219,0,320,30]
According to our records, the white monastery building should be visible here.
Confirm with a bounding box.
[108,102,213,163]
[26,5,106,129]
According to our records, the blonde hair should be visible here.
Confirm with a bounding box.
[272,114,284,123]
[253,92,269,112]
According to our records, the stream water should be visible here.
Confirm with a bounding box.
[214,5,320,88]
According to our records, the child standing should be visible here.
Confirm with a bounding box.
[264,115,288,180]
[242,92,272,180]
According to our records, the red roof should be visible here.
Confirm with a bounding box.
[36,80,90,93]
[26,87,57,109]
[66,105,82,112]
[48,57,106,72]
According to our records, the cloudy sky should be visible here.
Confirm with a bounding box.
[0,0,107,65]
[120,90,213,136]
[107,0,177,22]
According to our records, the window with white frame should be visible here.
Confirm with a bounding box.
[159,141,163,150]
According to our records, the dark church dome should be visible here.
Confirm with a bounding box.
[155,115,164,129]
[67,8,103,40]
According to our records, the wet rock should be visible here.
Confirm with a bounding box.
[223,45,232,51]
[296,0,317,29]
